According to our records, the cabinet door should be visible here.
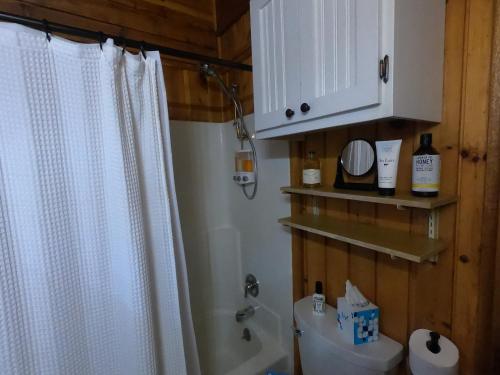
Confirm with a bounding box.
[298,0,380,122]
[250,0,300,132]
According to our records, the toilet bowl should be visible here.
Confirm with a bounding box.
[294,297,403,375]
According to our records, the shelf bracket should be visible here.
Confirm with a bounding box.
[428,209,439,263]
[312,196,320,216]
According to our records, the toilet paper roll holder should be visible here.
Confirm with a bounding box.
[426,331,441,354]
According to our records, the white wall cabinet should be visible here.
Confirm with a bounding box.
[250,0,446,139]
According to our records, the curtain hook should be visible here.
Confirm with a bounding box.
[98,32,104,51]
[42,19,51,42]
[140,41,147,59]
[120,38,127,56]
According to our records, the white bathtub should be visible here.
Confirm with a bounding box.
[197,309,288,375]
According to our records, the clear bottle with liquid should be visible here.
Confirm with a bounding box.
[303,151,321,188]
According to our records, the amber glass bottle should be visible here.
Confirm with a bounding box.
[303,151,321,188]
[412,134,440,197]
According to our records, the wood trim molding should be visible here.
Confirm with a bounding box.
[486,1,500,372]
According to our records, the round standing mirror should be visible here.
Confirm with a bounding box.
[341,139,375,176]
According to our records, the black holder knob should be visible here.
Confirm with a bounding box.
[426,331,441,354]
[285,108,295,118]
[300,103,311,113]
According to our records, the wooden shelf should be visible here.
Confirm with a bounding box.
[281,186,457,210]
[279,214,447,263]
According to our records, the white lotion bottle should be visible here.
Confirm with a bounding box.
[375,140,402,196]
[312,281,326,315]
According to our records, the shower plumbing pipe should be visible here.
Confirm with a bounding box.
[200,64,258,200]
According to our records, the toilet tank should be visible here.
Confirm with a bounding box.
[294,297,403,375]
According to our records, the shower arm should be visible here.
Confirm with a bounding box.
[200,64,245,129]
[206,70,246,136]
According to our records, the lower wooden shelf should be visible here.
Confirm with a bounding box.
[278,214,447,263]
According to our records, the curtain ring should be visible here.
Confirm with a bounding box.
[42,19,51,42]
[140,42,147,59]
[98,32,104,51]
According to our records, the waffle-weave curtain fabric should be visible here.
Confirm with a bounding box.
[0,23,199,375]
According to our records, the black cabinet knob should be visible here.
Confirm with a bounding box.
[300,103,311,113]
[285,108,295,118]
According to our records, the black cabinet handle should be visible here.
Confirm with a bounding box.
[300,103,311,113]
[285,108,295,118]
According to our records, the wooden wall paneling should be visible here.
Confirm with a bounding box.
[407,0,467,343]
[221,59,254,120]
[0,0,224,123]
[217,12,253,121]
[346,125,377,303]
[324,129,350,306]
[218,11,252,61]
[346,207,376,302]
[487,2,500,372]
[162,64,224,122]
[181,69,225,122]
[233,57,254,116]
[11,0,218,55]
[214,0,249,35]
[453,0,494,372]
[408,205,455,338]
[374,121,413,347]
[290,141,305,302]
[218,1,496,372]
[163,65,190,121]
[1,0,124,40]
[142,0,214,22]
[290,140,304,375]
[407,131,457,339]
[5,0,494,371]
[303,133,326,295]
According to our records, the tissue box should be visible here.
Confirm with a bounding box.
[337,297,379,345]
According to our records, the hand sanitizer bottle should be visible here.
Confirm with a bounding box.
[312,281,326,315]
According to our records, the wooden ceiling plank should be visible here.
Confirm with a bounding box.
[18,0,218,52]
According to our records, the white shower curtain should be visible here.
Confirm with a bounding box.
[0,23,200,375]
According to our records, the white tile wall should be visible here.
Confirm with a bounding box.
[170,116,293,371]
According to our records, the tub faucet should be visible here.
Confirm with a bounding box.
[235,305,255,322]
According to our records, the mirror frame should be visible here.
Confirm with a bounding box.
[340,138,376,177]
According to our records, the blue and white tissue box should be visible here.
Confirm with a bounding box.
[337,297,379,345]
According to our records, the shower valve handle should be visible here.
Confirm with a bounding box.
[244,274,259,298]
[285,108,295,118]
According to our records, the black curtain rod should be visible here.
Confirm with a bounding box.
[0,11,253,72]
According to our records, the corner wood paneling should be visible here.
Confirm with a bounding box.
[487,2,500,373]
[217,11,254,121]
[220,1,496,373]
[214,0,249,35]
[0,0,226,122]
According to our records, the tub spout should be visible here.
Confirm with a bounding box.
[235,305,255,323]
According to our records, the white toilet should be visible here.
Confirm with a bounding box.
[294,297,403,375]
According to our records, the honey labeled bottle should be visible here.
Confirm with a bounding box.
[303,151,321,188]
[412,133,440,197]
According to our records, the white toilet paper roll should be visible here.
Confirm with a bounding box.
[409,329,459,375]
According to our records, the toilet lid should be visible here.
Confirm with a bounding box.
[294,297,403,372]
